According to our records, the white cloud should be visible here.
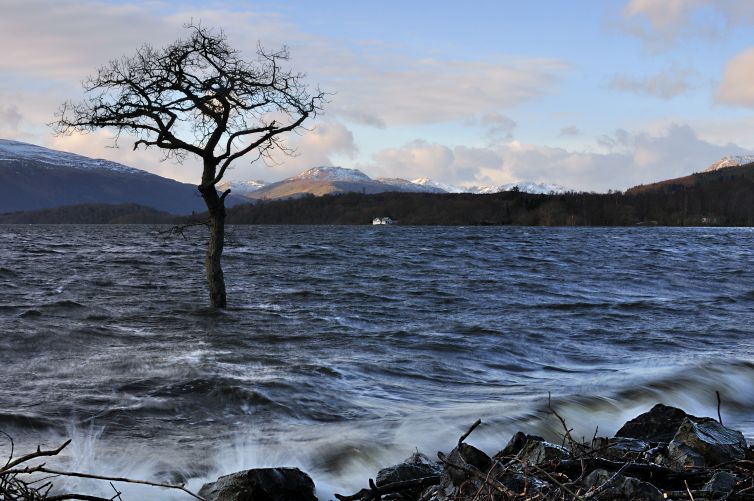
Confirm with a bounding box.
[620,0,754,46]
[253,121,358,181]
[608,67,696,99]
[559,126,581,137]
[0,104,22,134]
[364,124,754,192]
[715,47,754,107]
[470,113,518,144]
[327,57,568,126]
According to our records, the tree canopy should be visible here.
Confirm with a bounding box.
[54,24,325,307]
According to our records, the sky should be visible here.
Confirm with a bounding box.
[2,0,754,192]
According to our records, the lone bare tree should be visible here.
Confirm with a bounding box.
[54,24,324,307]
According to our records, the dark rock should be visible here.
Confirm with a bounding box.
[440,444,491,488]
[198,468,316,501]
[667,417,747,469]
[496,431,545,458]
[458,442,492,471]
[592,437,649,460]
[615,403,697,443]
[516,437,570,465]
[583,468,663,501]
[376,452,442,500]
[703,471,737,493]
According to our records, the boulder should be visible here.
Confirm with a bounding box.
[667,418,746,469]
[516,436,570,465]
[496,431,543,458]
[615,404,696,443]
[703,471,737,493]
[440,443,492,487]
[583,468,663,501]
[198,468,316,501]
[591,437,649,461]
[376,452,442,500]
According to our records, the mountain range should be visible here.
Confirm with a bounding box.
[225,166,569,200]
[0,139,230,214]
[1,138,751,216]
[0,139,570,214]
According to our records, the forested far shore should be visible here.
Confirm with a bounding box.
[2,167,754,226]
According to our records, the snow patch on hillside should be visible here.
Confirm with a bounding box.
[217,179,267,196]
[293,166,372,183]
[705,155,754,172]
[0,139,146,175]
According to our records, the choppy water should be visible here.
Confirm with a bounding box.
[1,225,754,499]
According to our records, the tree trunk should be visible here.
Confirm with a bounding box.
[199,183,227,308]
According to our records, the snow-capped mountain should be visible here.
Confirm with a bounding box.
[236,165,569,199]
[216,179,268,198]
[377,177,446,193]
[411,177,465,193]
[294,166,373,183]
[705,155,754,172]
[0,138,247,214]
[498,182,568,194]
[0,139,146,175]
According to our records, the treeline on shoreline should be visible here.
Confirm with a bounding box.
[2,164,754,226]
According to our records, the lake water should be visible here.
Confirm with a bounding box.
[1,225,753,499]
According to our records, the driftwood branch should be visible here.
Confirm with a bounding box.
[333,475,441,501]
[0,437,206,501]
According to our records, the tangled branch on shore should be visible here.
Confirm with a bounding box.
[334,401,754,501]
[0,435,206,500]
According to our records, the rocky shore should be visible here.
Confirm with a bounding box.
[198,403,754,501]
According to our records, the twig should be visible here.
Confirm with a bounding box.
[458,419,483,447]
[333,476,441,501]
[0,439,71,473]
[512,457,585,501]
[0,431,14,469]
[717,391,724,425]
[437,451,516,499]
[584,462,629,499]
[548,393,572,442]
[6,466,206,501]
[685,479,696,501]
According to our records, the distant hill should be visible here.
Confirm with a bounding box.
[0,203,180,224]
[705,155,754,172]
[0,139,245,214]
[626,161,754,195]
[244,165,568,199]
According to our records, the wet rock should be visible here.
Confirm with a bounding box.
[703,471,737,493]
[458,442,492,471]
[441,444,491,487]
[583,468,663,501]
[516,436,570,465]
[667,418,746,469]
[615,403,696,443]
[496,431,544,458]
[198,468,316,501]
[376,452,442,500]
[592,437,649,460]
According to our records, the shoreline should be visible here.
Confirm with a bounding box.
[4,402,753,500]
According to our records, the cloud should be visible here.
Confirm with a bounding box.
[327,57,568,126]
[559,126,580,137]
[470,113,518,143]
[365,124,754,192]
[715,47,754,107]
[0,105,22,132]
[257,121,358,180]
[619,0,754,46]
[608,67,696,99]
